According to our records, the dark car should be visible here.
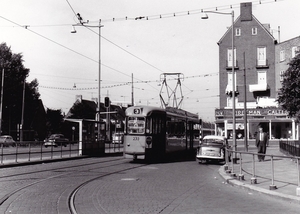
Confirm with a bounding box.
[44,134,69,148]
[196,135,231,163]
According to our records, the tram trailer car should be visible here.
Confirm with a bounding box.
[124,106,201,162]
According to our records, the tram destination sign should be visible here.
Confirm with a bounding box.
[215,108,288,118]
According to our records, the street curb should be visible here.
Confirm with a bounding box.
[0,156,89,168]
[218,166,300,203]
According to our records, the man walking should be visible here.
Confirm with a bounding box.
[256,125,268,161]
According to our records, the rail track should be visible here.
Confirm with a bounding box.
[0,157,147,213]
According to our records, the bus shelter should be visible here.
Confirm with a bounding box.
[65,119,106,156]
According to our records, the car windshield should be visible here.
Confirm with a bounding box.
[49,134,62,139]
[203,138,224,145]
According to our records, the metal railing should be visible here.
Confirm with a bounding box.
[0,141,124,165]
[0,141,81,165]
[224,147,300,195]
[279,139,300,157]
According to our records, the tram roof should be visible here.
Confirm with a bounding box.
[125,106,165,116]
[125,106,199,121]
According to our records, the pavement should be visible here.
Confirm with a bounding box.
[218,144,300,203]
[2,144,300,203]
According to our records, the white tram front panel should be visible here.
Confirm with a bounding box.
[124,135,150,156]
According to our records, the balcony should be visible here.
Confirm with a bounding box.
[256,59,269,69]
[249,83,268,92]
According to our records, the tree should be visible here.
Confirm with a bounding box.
[45,108,64,135]
[277,51,300,120]
[68,101,96,119]
[0,43,42,138]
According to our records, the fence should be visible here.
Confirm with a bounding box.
[224,146,300,196]
[279,139,300,157]
[0,141,123,165]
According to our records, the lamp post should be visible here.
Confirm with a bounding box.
[201,10,236,160]
[72,18,104,142]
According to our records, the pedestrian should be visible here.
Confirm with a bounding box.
[255,125,268,161]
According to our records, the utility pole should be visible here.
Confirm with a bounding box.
[20,80,25,141]
[243,52,248,151]
[0,68,4,135]
[131,73,134,106]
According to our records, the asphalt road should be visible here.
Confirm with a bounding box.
[0,156,299,214]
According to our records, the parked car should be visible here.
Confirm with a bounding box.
[112,133,124,144]
[196,135,231,163]
[44,134,69,148]
[0,135,16,147]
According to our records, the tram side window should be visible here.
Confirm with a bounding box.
[151,117,164,134]
[127,117,145,134]
[167,121,185,137]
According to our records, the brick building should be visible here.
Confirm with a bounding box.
[215,2,300,141]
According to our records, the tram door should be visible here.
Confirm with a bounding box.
[147,112,166,159]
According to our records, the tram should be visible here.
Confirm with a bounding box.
[124,106,201,161]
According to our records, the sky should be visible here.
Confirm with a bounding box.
[0,0,300,122]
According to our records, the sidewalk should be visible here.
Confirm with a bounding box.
[219,145,300,202]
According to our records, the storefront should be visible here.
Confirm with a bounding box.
[215,108,298,141]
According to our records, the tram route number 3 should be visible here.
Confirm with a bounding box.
[133,137,139,141]
[134,108,143,114]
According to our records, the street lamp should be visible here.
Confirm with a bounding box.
[201,10,236,161]
[72,18,104,142]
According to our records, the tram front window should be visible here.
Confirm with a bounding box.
[127,117,146,134]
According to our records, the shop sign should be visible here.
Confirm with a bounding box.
[215,108,288,118]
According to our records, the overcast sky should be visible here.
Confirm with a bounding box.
[0,0,299,121]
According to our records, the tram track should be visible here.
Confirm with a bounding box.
[68,163,148,214]
[0,157,148,214]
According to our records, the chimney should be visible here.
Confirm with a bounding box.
[240,2,252,21]
[76,95,82,102]
[262,24,271,33]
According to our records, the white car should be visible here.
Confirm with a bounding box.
[0,135,16,147]
[196,135,231,163]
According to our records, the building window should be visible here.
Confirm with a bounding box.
[258,71,267,84]
[225,72,238,96]
[252,27,257,35]
[235,28,241,36]
[227,48,237,67]
[292,46,300,58]
[280,50,285,62]
[226,96,237,108]
[280,70,285,81]
[257,47,266,66]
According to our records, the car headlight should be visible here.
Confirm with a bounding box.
[198,148,202,155]
[220,149,224,157]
